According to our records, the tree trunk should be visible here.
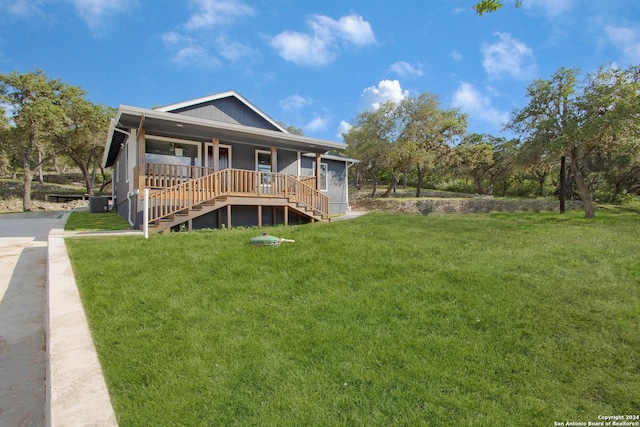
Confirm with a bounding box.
[23,166,33,212]
[370,176,378,198]
[37,148,44,184]
[572,158,595,218]
[381,175,399,198]
[80,163,93,195]
[536,171,547,197]
[559,156,566,213]
[99,166,112,193]
[52,155,61,174]
[415,167,424,197]
[472,176,485,195]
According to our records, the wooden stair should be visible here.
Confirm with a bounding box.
[143,169,330,234]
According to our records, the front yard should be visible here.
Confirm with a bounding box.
[66,211,640,426]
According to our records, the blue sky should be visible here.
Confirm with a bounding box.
[1,0,639,143]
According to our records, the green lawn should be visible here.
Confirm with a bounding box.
[65,211,131,231]
[66,211,640,426]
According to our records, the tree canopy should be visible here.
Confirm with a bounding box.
[506,66,640,217]
[473,0,522,15]
[344,93,467,197]
[0,69,113,210]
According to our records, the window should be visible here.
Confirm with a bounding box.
[256,150,272,189]
[312,162,328,192]
[256,150,271,173]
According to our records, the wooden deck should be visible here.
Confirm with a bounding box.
[141,164,328,233]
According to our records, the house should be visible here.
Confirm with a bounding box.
[102,91,358,233]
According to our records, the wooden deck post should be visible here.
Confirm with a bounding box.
[137,126,146,192]
[226,204,231,229]
[257,205,262,228]
[284,206,289,226]
[212,138,219,172]
[271,146,277,172]
[315,153,321,191]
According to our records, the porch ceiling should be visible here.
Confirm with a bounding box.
[104,105,346,167]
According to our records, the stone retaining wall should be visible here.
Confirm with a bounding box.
[355,198,583,214]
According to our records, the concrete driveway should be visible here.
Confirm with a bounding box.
[0,211,66,427]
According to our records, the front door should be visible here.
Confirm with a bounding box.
[256,150,271,193]
[205,144,231,170]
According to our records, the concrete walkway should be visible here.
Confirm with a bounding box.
[0,211,65,427]
[47,217,120,426]
[0,211,122,427]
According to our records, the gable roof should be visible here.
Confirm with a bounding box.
[154,90,288,133]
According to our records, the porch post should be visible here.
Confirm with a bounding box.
[315,153,321,191]
[257,205,262,228]
[270,146,278,172]
[212,138,220,172]
[226,204,231,229]
[137,127,146,192]
[284,206,289,226]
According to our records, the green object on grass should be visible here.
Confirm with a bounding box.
[250,233,294,246]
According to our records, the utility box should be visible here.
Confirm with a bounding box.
[89,196,110,213]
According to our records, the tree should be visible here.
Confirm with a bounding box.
[55,93,113,194]
[343,101,398,197]
[454,134,496,194]
[474,0,522,15]
[397,94,466,197]
[0,69,74,211]
[344,94,467,198]
[0,105,9,176]
[507,66,640,217]
[279,122,304,135]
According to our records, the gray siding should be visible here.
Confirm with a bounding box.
[189,206,308,230]
[277,150,298,174]
[225,142,255,170]
[300,157,349,215]
[172,98,280,131]
[113,147,130,222]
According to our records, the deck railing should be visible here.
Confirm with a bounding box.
[145,163,214,188]
[145,168,328,225]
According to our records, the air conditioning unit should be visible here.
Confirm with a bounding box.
[89,196,110,213]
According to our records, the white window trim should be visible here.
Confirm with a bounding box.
[255,149,271,172]
[312,162,328,192]
[204,142,232,169]
[145,134,202,163]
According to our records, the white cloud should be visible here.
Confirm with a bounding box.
[305,116,329,133]
[605,25,640,63]
[161,0,254,68]
[451,50,463,62]
[360,80,409,110]
[389,61,423,77]
[481,32,536,81]
[185,0,254,30]
[280,95,312,111]
[522,0,574,18]
[3,0,45,17]
[2,0,131,32]
[337,120,352,139]
[162,32,221,69]
[271,32,333,66]
[271,14,375,67]
[452,82,509,130]
[69,0,130,31]
[216,35,255,61]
